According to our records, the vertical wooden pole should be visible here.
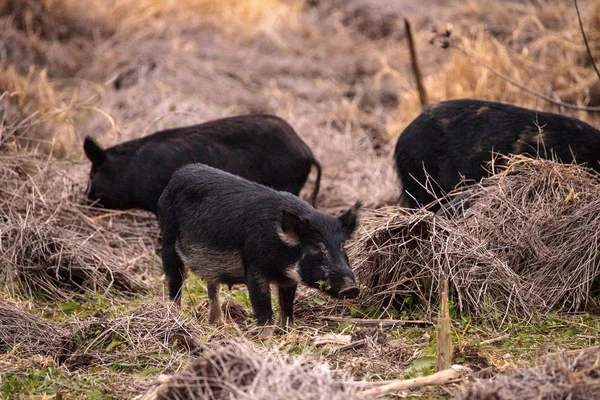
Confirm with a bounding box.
[436,280,452,371]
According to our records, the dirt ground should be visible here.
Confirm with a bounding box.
[1,0,600,398]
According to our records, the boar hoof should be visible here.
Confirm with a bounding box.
[208,305,224,325]
[208,314,224,325]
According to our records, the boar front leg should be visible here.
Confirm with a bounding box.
[278,284,297,327]
[245,271,273,326]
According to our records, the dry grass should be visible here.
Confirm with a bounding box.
[3,0,600,398]
[0,0,305,157]
[0,152,153,300]
[390,0,600,135]
[458,347,600,400]
[65,300,210,370]
[149,340,367,400]
[0,0,302,36]
[0,298,210,372]
[1,0,402,210]
[0,66,74,155]
[0,299,71,359]
[350,156,600,318]
[95,0,303,35]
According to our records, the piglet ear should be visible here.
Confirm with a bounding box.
[83,136,106,165]
[338,200,362,236]
[278,209,308,247]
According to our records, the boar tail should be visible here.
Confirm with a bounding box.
[311,159,322,209]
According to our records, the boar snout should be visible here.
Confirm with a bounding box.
[338,286,359,299]
[328,273,359,299]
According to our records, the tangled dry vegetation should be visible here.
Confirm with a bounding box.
[0,153,154,300]
[147,341,366,400]
[0,299,70,361]
[351,156,600,318]
[0,299,209,372]
[458,347,600,400]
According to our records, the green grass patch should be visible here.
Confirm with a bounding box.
[1,367,112,400]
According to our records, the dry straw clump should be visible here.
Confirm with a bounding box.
[0,299,71,358]
[0,152,151,301]
[149,341,367,400]
[350,156,600,318]
[457,347,600,400]
[65,300,208,370]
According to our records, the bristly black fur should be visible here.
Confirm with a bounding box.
[394,99,600,210]
[84,114,322,214]
[158,164,361,326]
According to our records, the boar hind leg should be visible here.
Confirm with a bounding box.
[245,271,273,325]
[278,284,297,327]
[162,243,185,307]
[207,283,224,325]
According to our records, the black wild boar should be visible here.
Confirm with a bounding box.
[158,164,361,328]
[83,114,322,214]
[394,99,600,210]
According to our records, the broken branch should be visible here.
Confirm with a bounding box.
[478,333,510,346]
[313,334,352,346]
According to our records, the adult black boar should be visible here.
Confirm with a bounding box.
[158,164,361,328]
[394,99,600,210]
[83,114,322,214]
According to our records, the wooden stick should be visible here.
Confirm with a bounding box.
[359,365,470,397]
[313,334,352,346]
[478,333,509,346]
[323,316,432,327]
[436,280,452,371]
[404,18,428,107]
[574,0,600,83]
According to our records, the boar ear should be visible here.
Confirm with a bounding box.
[83,136,106,165]
[338,200,362,235]
[278,209,308,247]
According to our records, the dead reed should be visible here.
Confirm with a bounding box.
[350,156,600,318]
[457,347,600,400]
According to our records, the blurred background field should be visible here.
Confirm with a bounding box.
[1,0,600,398]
